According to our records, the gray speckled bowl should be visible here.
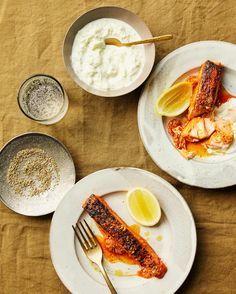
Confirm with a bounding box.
[0,133,76,216]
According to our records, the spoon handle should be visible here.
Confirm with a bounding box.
[124,34,173,46]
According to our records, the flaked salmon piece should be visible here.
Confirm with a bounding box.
[83,195,167,279]
[182,117,215,142]
[188,61,222,120]
[205,120,234,150]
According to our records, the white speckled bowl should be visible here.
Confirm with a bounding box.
[63,6,155,97]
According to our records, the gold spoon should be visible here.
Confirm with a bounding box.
[105,34,173,47]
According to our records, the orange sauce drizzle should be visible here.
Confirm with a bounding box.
[174,67,200,83]
[114,269,136,277]
[129,223,140,235]
[96,224,141,265]
[218,85,236,104]
[186,141,209,157]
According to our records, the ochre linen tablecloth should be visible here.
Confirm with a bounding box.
[0,0,236,293]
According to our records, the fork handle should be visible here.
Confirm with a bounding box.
[97,261,117,294]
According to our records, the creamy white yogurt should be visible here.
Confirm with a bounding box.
[71,18,145,91]
[208,98,236,154]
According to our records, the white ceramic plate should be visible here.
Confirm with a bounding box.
[50,167,196,294]
[138,41,236,188]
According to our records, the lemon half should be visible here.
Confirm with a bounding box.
[126,187,161,226]
[155,81,192,117]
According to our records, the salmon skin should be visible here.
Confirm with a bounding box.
[83,194,167,279]
[188,60,222,120]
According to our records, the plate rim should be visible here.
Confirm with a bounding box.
[49,167,197,294]
[0,132,76,216]
[137,40,236,188]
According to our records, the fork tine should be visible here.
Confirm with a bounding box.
[80,221,94,248]
[72,225,88,251]
[76,223,92,249]
[84,219,97,247]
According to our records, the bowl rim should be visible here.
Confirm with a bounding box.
[63,6,155,97]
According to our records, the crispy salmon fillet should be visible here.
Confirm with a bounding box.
[83,194,167,279]
[182,117,215,142]
[188,60,222,120]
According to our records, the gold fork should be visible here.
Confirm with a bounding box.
[72,220,117,294]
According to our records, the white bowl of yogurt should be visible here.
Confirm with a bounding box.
[63,7,155,97]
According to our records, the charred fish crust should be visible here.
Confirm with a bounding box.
[188,60,222,120]
[83,195,167,279]
[200,60,222,105]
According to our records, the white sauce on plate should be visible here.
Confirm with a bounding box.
[208,98,236,154]
[71,18,145,91]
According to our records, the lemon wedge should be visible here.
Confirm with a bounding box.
[126,187,161,226]
[155,81,192,117]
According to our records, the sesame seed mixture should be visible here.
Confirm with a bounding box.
[7,148,60,197]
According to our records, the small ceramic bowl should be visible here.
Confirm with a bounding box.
[63,6,155,97]
[0,133,76,216]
